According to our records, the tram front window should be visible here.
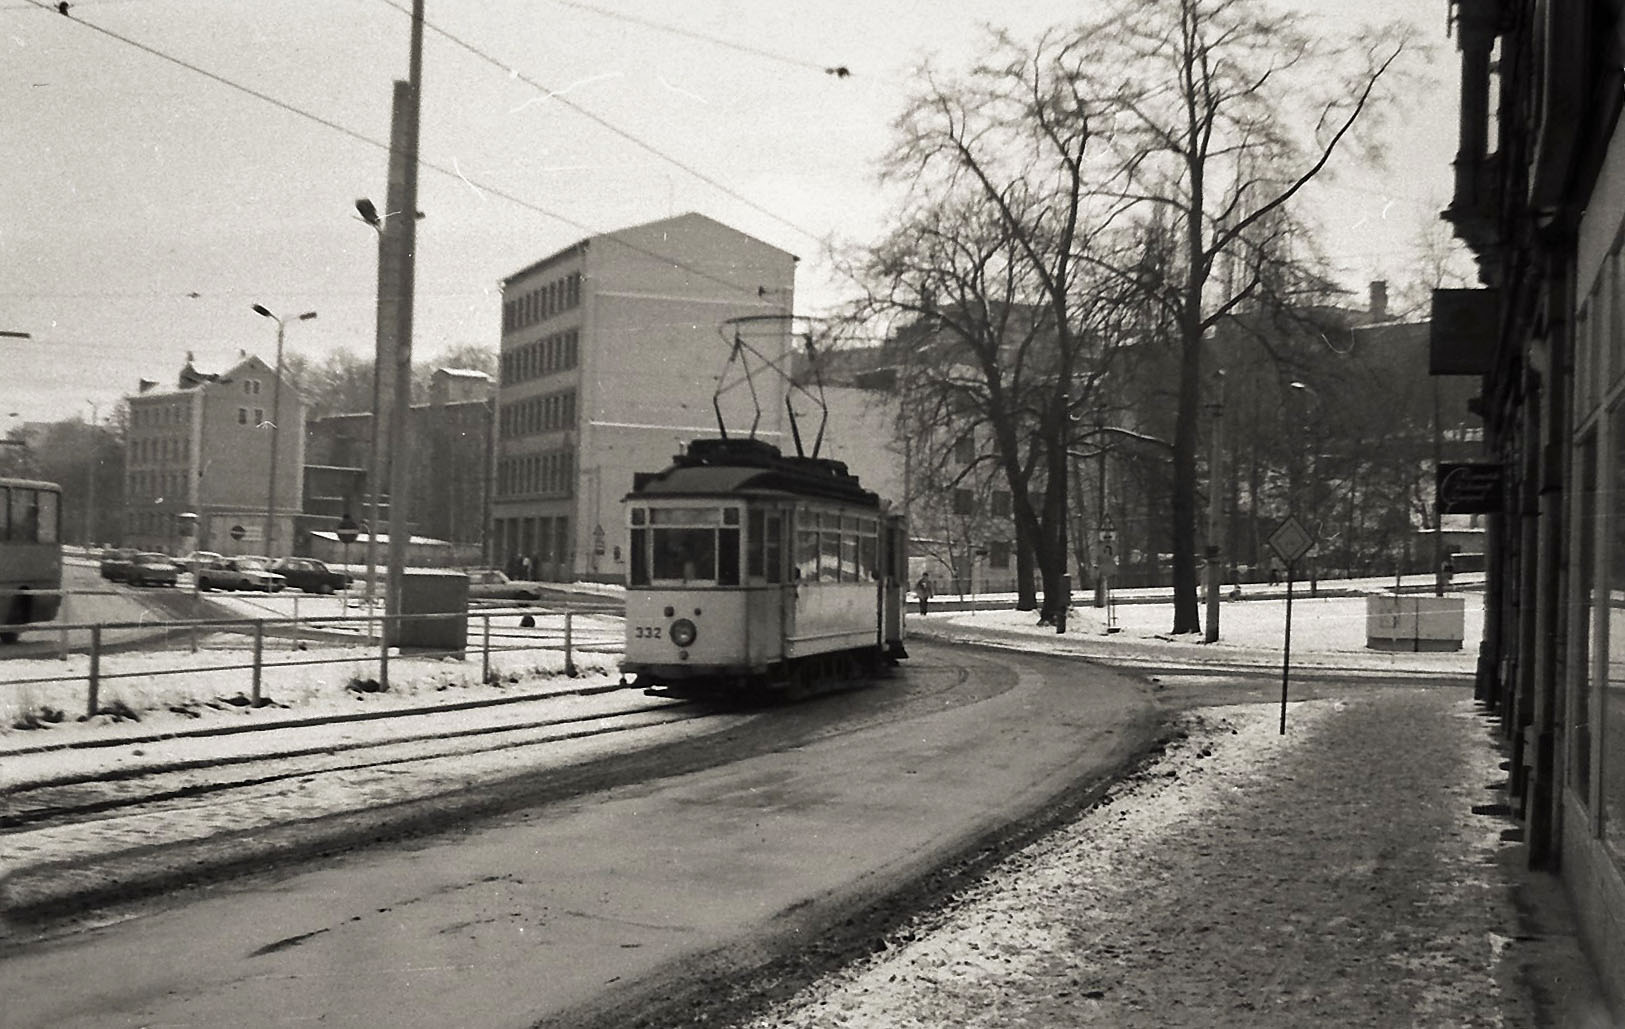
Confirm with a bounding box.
[652,527,717,582]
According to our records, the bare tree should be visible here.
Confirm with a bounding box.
[860,29,1148,624]
[1076,0,1414,632]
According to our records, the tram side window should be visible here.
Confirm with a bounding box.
[795,519,819,581]
[840,518,859,582]
[819,514,841,582]
[859,524,877,581]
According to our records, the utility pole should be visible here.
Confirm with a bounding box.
[85,400,99,545]
[384,0,425,656]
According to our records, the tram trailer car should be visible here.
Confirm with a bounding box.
[622,438,907,697]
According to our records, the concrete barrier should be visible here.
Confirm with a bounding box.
[1366,594,1466,652]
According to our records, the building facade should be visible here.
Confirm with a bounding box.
[493,212,796,582]
[1435,0,1625,1010]
[124,354,305,555]
[303,367,493,554]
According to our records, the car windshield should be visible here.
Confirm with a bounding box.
[136,553,169,563]
[236,559,267,571]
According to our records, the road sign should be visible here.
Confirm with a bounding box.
[334,515,360,545]
[1438,462,1503,514]
[1267,515,1314,566]
[229,523,247,542]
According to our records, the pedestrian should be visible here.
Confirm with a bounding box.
[916,572,934,616]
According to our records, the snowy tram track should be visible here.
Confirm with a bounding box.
[0,694,701,835]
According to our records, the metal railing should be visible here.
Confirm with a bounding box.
[1,606,623,722]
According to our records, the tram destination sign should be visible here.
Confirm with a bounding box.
[1437,462,1503,514]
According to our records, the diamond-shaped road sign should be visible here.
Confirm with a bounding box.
[1268,515,1315,565]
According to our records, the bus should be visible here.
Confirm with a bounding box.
[0,478,62,643]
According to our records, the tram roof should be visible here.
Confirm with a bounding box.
[626,438,880,508]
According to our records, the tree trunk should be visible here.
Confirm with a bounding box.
[1170,333,1203,633]
[1015,530,1038,610]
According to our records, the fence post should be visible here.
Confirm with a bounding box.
[564,607,577,677]
[191,572,200,654]
[252,619,264,705]
[482,612,491,684]
[292,593,301,651]
[57,588,69,661]
[379,613,391,692]
[86,624,101,719]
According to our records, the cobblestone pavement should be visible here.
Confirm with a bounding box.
[746,688,1614,1028]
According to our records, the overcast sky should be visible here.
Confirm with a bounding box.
[2,0,1462,427]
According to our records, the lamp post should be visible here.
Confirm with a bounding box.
[251,304,317,557]
[355,198,388,614]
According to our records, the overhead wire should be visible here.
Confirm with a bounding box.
[13,0,821,304]
[370,0,827,246]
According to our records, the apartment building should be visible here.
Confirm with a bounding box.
[493,212,796,582]
[124,353,304,555]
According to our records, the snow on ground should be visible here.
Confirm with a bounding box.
[0,589,628,748]
[928,588,1483,676]
[746,690,1528,1028]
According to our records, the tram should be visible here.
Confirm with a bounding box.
[621,437,907,698]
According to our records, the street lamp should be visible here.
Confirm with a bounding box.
[251,304,317,557]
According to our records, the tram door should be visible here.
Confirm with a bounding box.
[883,514,907,646]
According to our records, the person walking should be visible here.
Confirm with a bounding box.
[916,572,934,616]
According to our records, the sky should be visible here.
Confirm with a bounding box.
[1,0,1464,428]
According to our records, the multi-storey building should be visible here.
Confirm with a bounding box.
[1434,0,1625,1009]
[124,353,304,555]
[493,212,796,582]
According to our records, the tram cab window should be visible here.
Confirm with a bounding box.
[634,507,742,586]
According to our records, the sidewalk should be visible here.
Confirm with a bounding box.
[745,686,1616,1028]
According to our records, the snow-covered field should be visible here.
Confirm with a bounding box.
[929,588,1483,677]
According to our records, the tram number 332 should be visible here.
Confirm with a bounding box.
[634,626,663,639]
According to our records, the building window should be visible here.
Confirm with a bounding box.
[952,489,974,516]
[954,436,975,463]
[991,491,1011,517]
[988,540,1011,569]
[238,408,248,425]
[253,408,265,426]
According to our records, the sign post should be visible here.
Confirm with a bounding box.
[1096,518,1119,632]
[1268,515,1316,735]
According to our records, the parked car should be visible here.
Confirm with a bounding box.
[179,550,224,574]
[268,557,350,594]
[98,548,139,581]
[127,552,181,587]
[465,568,543,601]
[195,557,286,593]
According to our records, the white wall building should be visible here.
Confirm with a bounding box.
[493,212,796,581]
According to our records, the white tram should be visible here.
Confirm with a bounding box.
[621,437,908,697]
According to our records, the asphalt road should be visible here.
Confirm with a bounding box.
[0,641,1162,1029]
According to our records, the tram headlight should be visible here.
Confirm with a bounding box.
[670,618,697,647]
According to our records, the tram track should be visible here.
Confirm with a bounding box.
[0,647,999,932]
[0,695,703,834]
